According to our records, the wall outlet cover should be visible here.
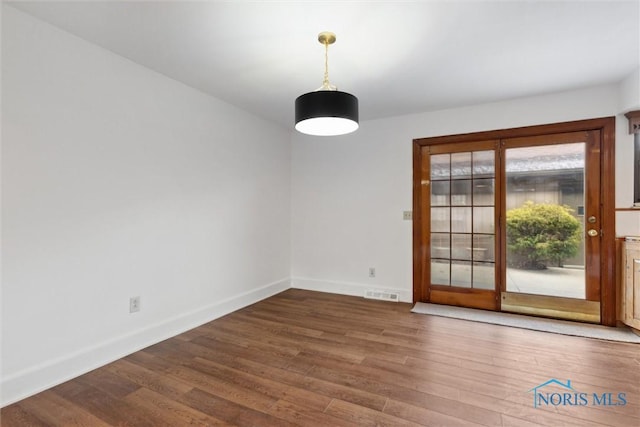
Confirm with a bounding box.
[129,296,140,313]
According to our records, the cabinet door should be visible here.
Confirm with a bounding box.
[624,243,640,330]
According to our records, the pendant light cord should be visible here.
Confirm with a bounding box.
[320,39,336,91]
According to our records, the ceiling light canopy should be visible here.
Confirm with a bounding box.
[295,32,359,136]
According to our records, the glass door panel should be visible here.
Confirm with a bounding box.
[500,131,601,323]
[505,143,586,299]
[429,149,496,293]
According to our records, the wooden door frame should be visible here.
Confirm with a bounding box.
[413,117,617,326]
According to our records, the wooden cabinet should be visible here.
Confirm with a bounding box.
[621,241,640,331]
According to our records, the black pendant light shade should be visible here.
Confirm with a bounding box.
[295,90,359,136]
[294,31,359,136]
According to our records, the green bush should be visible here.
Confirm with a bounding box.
[506,202,582,270]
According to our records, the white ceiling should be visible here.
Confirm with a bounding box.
[7,1,640,129]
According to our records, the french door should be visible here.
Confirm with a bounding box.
[424,140,500,310]
[413,118,616,325]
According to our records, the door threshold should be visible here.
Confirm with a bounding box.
[501,292,600,323]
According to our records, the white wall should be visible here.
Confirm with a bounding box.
[1,6,291,406]
[291,84,637,302]
[619,67,640,113]
[616,67,640,234]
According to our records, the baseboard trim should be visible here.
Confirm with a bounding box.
[1,278,291,407]
[291,277,411,303]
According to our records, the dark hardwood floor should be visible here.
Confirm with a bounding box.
[2,289,640,426]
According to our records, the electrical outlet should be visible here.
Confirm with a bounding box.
[369,267,376,278]
[403,211,413,220]
[129,296,140,313]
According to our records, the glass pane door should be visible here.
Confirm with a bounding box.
[430,150,496,291]
[505,143,585,299]
[415,122,613,324]
[500,130,601,323]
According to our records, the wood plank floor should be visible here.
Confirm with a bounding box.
[2,289,640,426]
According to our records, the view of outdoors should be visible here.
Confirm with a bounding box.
[430,143,586,299]
[505,143,585,299]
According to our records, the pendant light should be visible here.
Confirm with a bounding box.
[295,32,359,136]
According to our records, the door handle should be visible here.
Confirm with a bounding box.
[587,229,599,237]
